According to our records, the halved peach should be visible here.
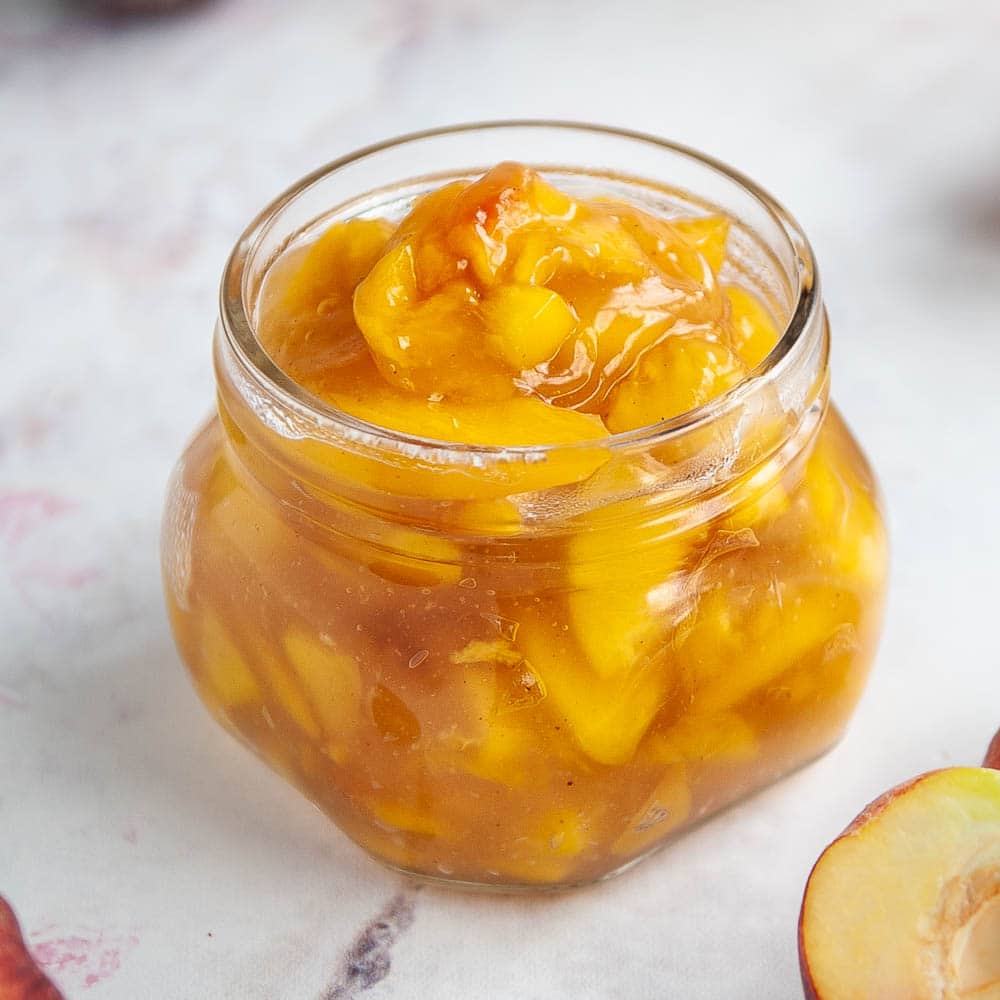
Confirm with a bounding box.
[986,727,1000,770]
[798,764,1000,999]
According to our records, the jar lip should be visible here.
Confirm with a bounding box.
[220,120,820,463]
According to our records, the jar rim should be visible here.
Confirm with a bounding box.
[219,120,821,464]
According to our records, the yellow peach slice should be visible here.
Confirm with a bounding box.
[648,711,759,766]
[611,764,691,857]
[531,808,592,857]
[515,607,670,765]
[327,379,608,448]
[605,334,748,433]
[691,585,860,715]
[256,220,393,389]
[801,427,888,589]
[204,452,309,571]
[724,284,781,368]
[364,524,463,588]
[370,684,421,746]
[547,211,649,280]
[670,215,730,274]
[367,799,444,838]
[799,767,1000,1000]
[481,285,577,369]
[508,232,573,286]
[282,219,395,313]
[610,204,723,285]
[282,630,362,751]
[721,476,790,534]
[450,496,523,535]
[565,524,691,680]
[500,809,594,884]
[198,611,261,707]
[430,641,543,788]
[502,208,648,287]
[288,387,611,500]
[353,241,485,396]
[463,723,533,787]
[260,655,321,739]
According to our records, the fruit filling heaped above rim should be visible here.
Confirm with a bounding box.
[254,162,781,449]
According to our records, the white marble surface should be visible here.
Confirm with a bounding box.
[2,1,1000,996]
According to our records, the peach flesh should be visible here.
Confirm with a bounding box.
[950,891,1000,995]
[799,767,1000,1000]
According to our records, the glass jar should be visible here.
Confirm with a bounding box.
[162,123,888,889]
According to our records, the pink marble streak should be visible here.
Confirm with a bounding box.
[0,492,74,547]
[0,492,100,609]
[28,926,139,993]
[0,897,64,1000]
[0,688,27,710]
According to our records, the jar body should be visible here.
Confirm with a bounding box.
[162,124,888,888]
[163,396,885,888]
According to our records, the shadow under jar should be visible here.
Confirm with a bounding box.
[162,123,888,890]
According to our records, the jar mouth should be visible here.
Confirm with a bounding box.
[219,120,821,465]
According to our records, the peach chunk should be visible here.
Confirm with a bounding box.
[800,425,887,589]
[799,766,1000,1000]
[481,284,577,368]
[670,215,730,275]
[565,510,694,680]
[282,630,362,758]
[259,219,393,390]
[502,808,594,884]
[724,284,781,368]
[611,763,691,857]
[515,604,672,766]
[283,368,612,500]
[199,610,261,707]
[322,367,608,449]
[351,163,586,397]
[283,218,394,314]
[604,333,748,432]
